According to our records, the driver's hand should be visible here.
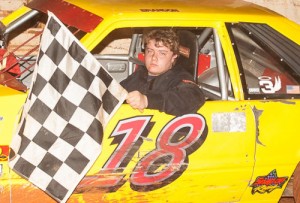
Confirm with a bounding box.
[126,91,148,112]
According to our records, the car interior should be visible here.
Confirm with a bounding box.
[92,27,234,101]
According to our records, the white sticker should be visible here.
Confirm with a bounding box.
[286,85,300,94]
[212,112,246,132]
[248,88,260,94]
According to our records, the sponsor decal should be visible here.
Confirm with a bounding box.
[140,9,179,12]
[259,76,281,94]
[248,87,260,94]
[250,169,288,194]
[0,146,9,161]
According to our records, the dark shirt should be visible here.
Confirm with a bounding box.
[120,66,205,116]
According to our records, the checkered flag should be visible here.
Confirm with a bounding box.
[9,12,127,202]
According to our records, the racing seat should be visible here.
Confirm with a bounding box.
[173,30,199,81]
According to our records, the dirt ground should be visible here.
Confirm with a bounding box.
[279,197,295,203]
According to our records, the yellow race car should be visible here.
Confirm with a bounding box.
[1,0,300,202]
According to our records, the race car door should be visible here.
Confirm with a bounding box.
[79,27,257,202]
[177,27,257,202]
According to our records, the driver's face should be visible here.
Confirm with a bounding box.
[144,40,177,76]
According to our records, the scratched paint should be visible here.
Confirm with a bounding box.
[250,106,265,145]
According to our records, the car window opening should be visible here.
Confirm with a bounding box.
[227,22,300,99]
[1,16,234,101]
[93,27,233,101]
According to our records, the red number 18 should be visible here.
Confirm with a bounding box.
[78,114,207,192]
[130,114,207,191]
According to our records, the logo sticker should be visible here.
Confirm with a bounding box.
[250,169,288,194]
[0,146,9,161]
[259,76,281,94]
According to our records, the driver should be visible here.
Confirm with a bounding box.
[120,29,205,116]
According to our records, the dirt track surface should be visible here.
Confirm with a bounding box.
[280,197,295,203]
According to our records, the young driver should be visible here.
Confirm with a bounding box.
[121,29,205,116]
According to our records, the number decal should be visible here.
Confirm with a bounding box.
[77,114,207,193]
[130,114,207,191]
[78,116,154,192]
[100,116,153,190]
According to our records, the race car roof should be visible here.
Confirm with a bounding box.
[26,0,284,31]
[62,0,278,18]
